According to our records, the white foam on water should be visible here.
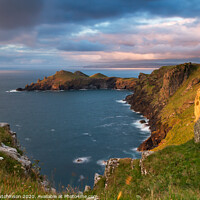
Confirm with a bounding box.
[15,124,21,127]
[116,100,126,104]
[6,89,19,93]
[131,147,138,152]
[51,129,55,132]
[73,156,91,164]
[131,120,150,133]
[25,138,31,141]
[102,116,114,120]
[97,123,115,128]
[97,160,107,166]
[82,132,91,136]
[116,115,128,118]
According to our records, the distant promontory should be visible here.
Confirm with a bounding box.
[17,70,137,91]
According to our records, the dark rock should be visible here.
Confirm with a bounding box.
[140,120,146,124]
[16,88,24,91]
[126,63,194,151]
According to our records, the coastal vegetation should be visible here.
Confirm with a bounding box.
[1,63,200,199]
[91,140,200,199]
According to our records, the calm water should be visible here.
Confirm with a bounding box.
[0,69,152,190]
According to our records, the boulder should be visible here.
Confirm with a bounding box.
[0,143,31,172]
[84,185,91,192]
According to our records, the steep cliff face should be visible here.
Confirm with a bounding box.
[126,63,197,151]
[17,71,137,91]
[194,88,200,143]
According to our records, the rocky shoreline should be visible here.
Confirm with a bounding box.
[126,62,197,151]
[0,123,56,193]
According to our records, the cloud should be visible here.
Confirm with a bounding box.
[0,0,43,30]
[0,0,200,68]
[58,40,108,52]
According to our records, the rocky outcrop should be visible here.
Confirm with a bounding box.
[16,71,137,91]
[0,123,56,193]
[194,88,200,143]
[194,120,200,143]
[126,63,195,151]
[140,151,154,175]
[0,142,31,172]
[94,158,135,189]
[0,123,31,172]
[0,123,18,146]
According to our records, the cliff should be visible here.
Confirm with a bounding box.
[17,70,137,91]
[89,75,200,198]
[0,123,56,196]
[126,63,200,151]
[91,140,200,199]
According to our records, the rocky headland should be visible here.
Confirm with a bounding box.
[3,63,200,199]
[16,70,137,91]
[17,63,200,152]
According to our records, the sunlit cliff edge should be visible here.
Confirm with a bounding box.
[1,63,200,199]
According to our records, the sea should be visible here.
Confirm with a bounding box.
[0,69,153,190]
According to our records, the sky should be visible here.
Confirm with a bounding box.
[1,0,200,69]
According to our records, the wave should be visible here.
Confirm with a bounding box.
[97,159,107,166]
[116,115,128,118]
[82,132,90,136]
[131,147,138,152]
[131,110,140,114]
[6,89,19,93]
[97,123,115,128]
[73,156,91,164]
[116,100,126,104]
[131,120,150,133]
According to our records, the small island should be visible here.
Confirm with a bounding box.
[16,70,137,91]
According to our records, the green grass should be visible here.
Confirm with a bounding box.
[90,73,107,78]
[0,127,14,147]
[154,65,200,150]
[91,140,200,200]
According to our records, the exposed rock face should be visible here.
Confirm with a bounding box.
[140,151,154,175]
[0,143,31,172]
[0,123,18,148]
[0,123,31,172]
[104,158,120,188]
[84,185,91,192]
[94,173,102,187]
[194,120,200,143]
[16,71,137,91]
[194,88,200,143]
[194,88,200,122]
[0,123,56,193]
[126,63,195,151]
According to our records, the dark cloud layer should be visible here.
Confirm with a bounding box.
[0,0,43,29]
[1,0,200,30]
[0,0,200,67]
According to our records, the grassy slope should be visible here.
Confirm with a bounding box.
[90,73,107,78]
[0,127,48,198]
[154,65,200,150]
[92,140,200,200]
